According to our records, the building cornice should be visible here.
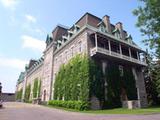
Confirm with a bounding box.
[52,24,145,56]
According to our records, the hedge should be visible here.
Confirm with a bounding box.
[48,100,89,111]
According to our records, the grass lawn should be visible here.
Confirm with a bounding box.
[45,105,160,115]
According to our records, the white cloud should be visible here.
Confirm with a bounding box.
[22,35,45,52]
[0,57,27,70]
[25,14,36,23]
[0,0,19,10]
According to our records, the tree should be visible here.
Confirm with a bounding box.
[133,0,160,105]
[133,0,160,58]
[144,51,159,105]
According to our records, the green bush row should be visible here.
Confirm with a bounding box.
[48,100,89,111]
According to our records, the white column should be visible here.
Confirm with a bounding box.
[119,44,122,57]
[137,51,140,60]
[95,33,98,49]
[132,67,141,108]
[108,40,111,54]
[129,47,131,59]
[143,53,146,63]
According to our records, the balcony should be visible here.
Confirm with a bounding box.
[90,47,147,66]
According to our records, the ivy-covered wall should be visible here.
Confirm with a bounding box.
[32,78,41,99]
[33,78,39,98]
[53,55,137,109]
[104,63,137,108]
[38,80,41,98]
[54,55,104,103]
[16,88,22,100]
[24,84,31,102]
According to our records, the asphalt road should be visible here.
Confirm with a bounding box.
[0,102,160,120]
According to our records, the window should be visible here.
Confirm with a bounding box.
[71,46,74,57]
[119,65,124,77]
[78,41,82,52]
[99,24,107,33]
[65,50,68,60]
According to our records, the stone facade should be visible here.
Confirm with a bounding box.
[16,13,148,108]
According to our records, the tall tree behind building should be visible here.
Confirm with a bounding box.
[133,0,160,105]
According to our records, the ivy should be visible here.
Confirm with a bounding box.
[104,63,137,108]
[54,55,137,109]
[24,84,31,102]
[33,78,39,98]
[105,64,122,108]
[38,80,41,98]
[16,89,22,100]
[54,55,104,104]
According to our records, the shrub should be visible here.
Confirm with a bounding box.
[48,100,89,111]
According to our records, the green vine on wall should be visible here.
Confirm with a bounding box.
[16,88,22,100]
[38,80,41,98]
[33,78,39,98]
[53,54,137,109]
[54,54,104,103]
[24,84,31,102]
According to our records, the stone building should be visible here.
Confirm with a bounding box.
[16,13,147,108]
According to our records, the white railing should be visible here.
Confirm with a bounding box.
[90,47,147,66]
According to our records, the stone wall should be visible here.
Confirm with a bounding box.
[52,30,88,99]
[1,93,15,102]
[42,46,54,101]
[26,65,43,100]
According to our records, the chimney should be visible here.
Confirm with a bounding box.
[102,15,111,33]
[115,22,125,40]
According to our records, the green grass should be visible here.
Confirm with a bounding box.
[44,105,160,115]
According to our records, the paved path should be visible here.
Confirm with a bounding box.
[0,102,160,120]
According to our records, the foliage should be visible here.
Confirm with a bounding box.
[24,84,31,102]
[16,89,22,100]
[38,80,41,97]
[33,78,39,98]
[123,68,137,100]
[104,63,137,108]
[48,100,89,111]
[54,55,90,101]
[89,60,104,103]
[105,64,122,108]
[54,55,137,109]
[144,51,159,105]
[152,60,160,104]
[54,54,104,104]
[133,0,160,58]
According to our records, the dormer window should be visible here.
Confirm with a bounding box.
[125,34,133,44]
[74,24,80,33]
[57,40,62,48]
[68,30,74,38]
[46,34,53,47]
[112,28,121,39]
[62,36,68,43]
[98,22,107,33]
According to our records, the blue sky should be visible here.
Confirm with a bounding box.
[0,0,145,93]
